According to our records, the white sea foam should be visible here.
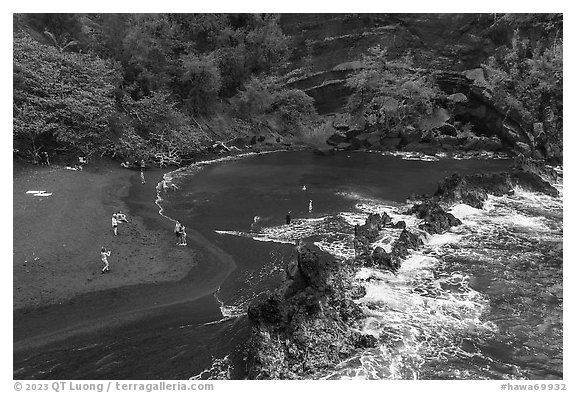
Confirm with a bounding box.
[448,203,485,219]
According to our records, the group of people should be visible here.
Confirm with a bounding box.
[65,156,87,171]
[111,211,128,236]
[35,151,50,166]
[158,179,178,192]
[174,220,187,246]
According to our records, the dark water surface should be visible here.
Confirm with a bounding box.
[14,151,562,380]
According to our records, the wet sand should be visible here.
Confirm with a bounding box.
[13,160,236,354]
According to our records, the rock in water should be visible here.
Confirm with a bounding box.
[409,200,462,234]
[372,246,395,271]
[436,169,558,208]
[391,229,424,264]
[246,242,375,379]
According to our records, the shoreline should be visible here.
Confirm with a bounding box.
[13,159,236,352]
[13,149,558,356]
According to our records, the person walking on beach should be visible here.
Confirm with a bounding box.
[112,214,118,236]
[100,247,111,273]
[174,220,182,245]
[140,169,146,184]
[286,210,292,225]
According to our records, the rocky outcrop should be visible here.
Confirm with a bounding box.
[435,168,559,209]
[246,243,375,379]
[408,200,462,234]
[390,229,424,268]
[247,160,560,379]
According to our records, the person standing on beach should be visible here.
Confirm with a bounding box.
[43,151,50,166]
[309,199,313,213]
[100,247,111,273]
[174,220,182,244]
[112,214,118,236]
[140,169,146,184]
[286,211,292,225]
[179,226,187,246]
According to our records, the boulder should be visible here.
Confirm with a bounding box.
[390,229,423,269]
[353,235,373,267]
[394,220,407,229]
[351,331,378,348]
[409,200,462,234]
[372,246,394,270]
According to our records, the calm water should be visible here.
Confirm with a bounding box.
[14,151,562,380]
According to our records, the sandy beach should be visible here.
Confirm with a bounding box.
[13,159,196,310]
[13,159,236,352]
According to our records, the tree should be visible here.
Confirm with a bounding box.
[179,52,222,115]
[13,33,121,159]
[346,46,444,133]
[482,25,562,161]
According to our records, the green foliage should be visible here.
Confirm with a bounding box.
[13,14,301,161]
[482,27,562,159]
[345,46,445,132]
[118,90,208,160]
[13,33,120,158]
[232,76,317,134]
[179,52,222,115]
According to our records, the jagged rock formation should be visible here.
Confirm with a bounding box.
[435,169,559,209]
[408,200,462,234]
[246,243,375,379]
[245,124,560,380]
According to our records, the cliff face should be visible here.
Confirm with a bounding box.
[279,14,562,162]
[280,14,497,115]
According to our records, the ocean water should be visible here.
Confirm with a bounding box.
[14,151,562,380]
[168,151,561,380]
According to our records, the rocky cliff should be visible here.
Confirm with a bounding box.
[279,14,562,162]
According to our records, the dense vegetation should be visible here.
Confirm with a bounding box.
[481,14,563,161]
[13,13,562,164]
[13,13,318,163]
[342,14,562,161]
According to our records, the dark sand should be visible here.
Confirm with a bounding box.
[13,160,235,352]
